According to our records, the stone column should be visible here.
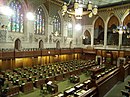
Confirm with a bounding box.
[104,23,108,48]
[118,33,122,49]
[91,27,94,46]
[25,20,34,42]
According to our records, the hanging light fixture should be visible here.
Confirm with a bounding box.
[62,0,98,19]
[113,24,130,38]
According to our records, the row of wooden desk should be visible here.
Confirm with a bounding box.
[53,65,123,97]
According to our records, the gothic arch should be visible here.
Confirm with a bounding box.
[122,13,130,46]
[107,15,119,45]
[14,38,21,50]
[83,30,91,45]
[94,16,105,29]
[56,40,60,49]
[8,0,28,11]
[121,9,130,23]
[94,17,105,45]
[94,17,104,29]
[39,40,44,49]
[123,13,130,26]
[108,15,120,28]
[35,4,49,35]
[69,41,73,48]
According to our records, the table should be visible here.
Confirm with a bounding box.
[89,66,105,75]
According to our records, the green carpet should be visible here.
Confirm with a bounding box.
[104,75,130,97]
[16,74,130,97]
[17,73,89,97]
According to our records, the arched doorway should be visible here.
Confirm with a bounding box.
[69,41,72,48]
[15,38,21,50]
[56,41,60,49]
[39,40,44,49]
[83,30,91,45]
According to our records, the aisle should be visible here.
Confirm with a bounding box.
[104,75,130,97]
[19,73,89,97]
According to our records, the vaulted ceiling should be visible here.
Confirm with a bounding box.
[63,0,130,8]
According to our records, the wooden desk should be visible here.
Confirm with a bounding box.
[74,87,97,97]
[89,66,105,75]
[47,83,58,94]
[74,83,84,90]
[64,87,75,96]
[52,92,64,97]
[83,79,91,86]
[34,78,46,88]
[55,74,63,81]
[69,75,80,83]
[6,86,19,97]
[20,82,33,93]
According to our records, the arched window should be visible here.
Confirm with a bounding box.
[8,0,24,33]
[107,16,119,45]
[94,17,104,45]
[107,24,119,45]
[53,15,61,36]
[67,18,73,38]
[34,7,45,34]
[123,14,130,46]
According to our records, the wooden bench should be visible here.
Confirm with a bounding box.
[6,85,19,97]
[20,82,33,93]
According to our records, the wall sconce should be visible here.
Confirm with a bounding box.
[26,12,35,21]
[48,51,50,54]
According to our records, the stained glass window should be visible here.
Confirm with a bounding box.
[53,15,61,36]
[8,0,24,33]
[34,7,45,34]
[67,18,73,38]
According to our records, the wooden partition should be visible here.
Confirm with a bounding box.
[96,64,130,97]
[23,58,32,67]
[124,64,130,78]
[41,56,46,65]
[32,57,39,65]
[96,49,125,58]
[1,48,130,70]
[97,69,119,97]
[0,60,2,70]
[2,59,13,70]
[15,58,23,68]
[124,51,130,57]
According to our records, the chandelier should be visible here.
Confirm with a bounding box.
[113,25,130,38]
[61,0,98,19]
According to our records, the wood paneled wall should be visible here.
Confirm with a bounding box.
[0,53,81,70]
[96,50,125,58]
[1,48,130,70]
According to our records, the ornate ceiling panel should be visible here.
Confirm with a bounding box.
[63,0,130,8]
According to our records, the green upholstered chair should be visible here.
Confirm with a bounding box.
[40,84,48,95]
